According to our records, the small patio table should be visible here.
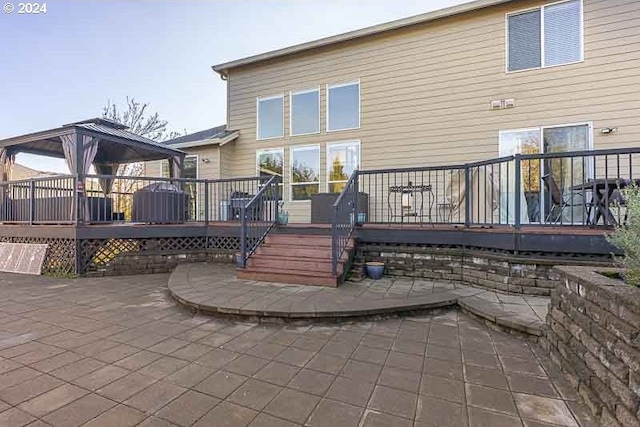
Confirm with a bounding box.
[570,178,640,226]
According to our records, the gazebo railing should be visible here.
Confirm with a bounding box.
[0,175,77,224]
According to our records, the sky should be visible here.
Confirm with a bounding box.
[0,0,472,173]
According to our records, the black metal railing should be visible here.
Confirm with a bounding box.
[238,175,279,268]
[331,171,358,276]
[354,147,640,229]
[0,175,76,224]
[81,174,270,225]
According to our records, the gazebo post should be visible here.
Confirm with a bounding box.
[75,131,85,225]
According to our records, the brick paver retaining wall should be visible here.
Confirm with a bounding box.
[85,251,234,276]
[355,245,608,296]
[541,266,640,427]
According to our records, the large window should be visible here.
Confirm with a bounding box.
[290,88,320,136]
[290,145,320,201]
[327,141,360,193]
[161,155,198,218]
[327,81,360,132]
[498,123,592,224]
[257,149,284,199]
[257,95,284,140]
[507,0,582,72]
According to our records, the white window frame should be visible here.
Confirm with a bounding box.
[290,87,321,137]
[505,0,584,73]
[326,140,361,192]
[256,94,285,140]
[256,148,284,179]
[499,122,593,153]
[289,144,321,202]
[160,154,199,179]
[326,80,361,133]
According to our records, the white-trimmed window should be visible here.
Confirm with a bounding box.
[290,145,320,201]
[507,0,583,72]
[327,81,360,132]
[256,148,284,199]
[290,88,320,136]
[327,141,360,193]
[161,155,198,179]
[160,155,199,218]
[257,94,284,139]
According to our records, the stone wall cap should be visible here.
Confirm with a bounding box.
[553,265,640,314]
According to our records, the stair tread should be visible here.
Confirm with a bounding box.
[241,266,337,278]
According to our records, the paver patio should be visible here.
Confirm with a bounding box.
[170,263,548,335]
[0,271,599,426]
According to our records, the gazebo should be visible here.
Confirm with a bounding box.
[0,118,186,224]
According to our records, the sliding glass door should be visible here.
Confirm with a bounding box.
[498,124,592,224]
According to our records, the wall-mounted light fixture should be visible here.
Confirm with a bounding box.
[202,158,211,163]
[600,127,618,135]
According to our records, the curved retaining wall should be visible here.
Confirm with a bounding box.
[356,244,612,296]
[541,266,640,427]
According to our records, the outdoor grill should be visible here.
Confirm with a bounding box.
[132,182,190,223]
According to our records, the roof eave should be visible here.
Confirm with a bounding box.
[169,131,239,149]
[212,0,512,74]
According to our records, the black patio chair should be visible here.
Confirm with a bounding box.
[541,174,589,224]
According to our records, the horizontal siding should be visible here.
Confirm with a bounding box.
[226,0,640,223]
[143,146,221,180]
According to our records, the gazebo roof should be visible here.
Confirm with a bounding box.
[0,118,185,163]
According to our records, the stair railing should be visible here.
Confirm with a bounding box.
[238,175,279,268]
[331,171,359,276]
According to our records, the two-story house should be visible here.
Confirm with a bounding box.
[150,0,639,224]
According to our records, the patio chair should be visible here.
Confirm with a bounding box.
[541,174,589,224]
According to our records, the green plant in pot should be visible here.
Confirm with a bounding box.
[277,201,289,225]
[606,183,640,286]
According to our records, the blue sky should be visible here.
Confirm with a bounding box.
[0,0,471,172]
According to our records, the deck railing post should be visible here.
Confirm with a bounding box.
[29,179,35,225]
[331,205,338,276]
[204,180,210,225]
[514,154,522,230]
[354,172,359,225]
[239,204,247,268]
[464,165,471,228]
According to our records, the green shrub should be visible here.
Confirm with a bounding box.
[607,183,640,286]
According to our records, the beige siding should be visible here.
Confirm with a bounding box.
[143,145,221,180]
[226,0,640,223]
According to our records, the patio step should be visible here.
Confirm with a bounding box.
[247,255,343,275]
[237,267,340,287]
[237,233,353,287]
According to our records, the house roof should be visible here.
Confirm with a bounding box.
[163,125,239,149]
[0,118,185,163]
[212,0,513,74]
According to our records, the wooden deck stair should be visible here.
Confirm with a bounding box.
[236,234,353,287]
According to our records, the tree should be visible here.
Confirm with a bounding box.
[102,97,181,141]
[100,97,182,218]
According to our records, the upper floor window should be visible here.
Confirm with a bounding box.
[507,0,582,72]
[327,81,360,132]
[290,88,320,136]
[257,94,284,140]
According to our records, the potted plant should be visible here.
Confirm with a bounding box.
[277,201,289,225]
[365,261,385,280]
